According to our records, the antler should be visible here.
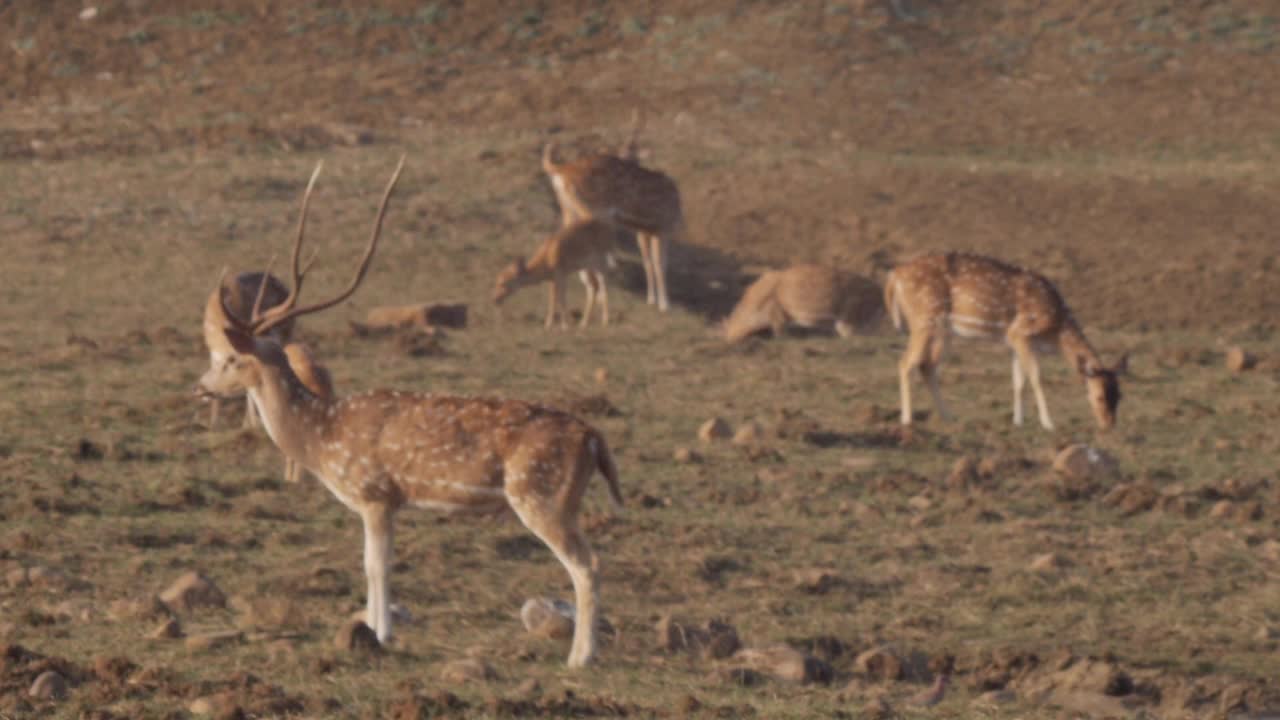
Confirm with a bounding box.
[250,154,406,336]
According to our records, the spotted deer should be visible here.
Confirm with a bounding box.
[492,219,617,329]
[541,118,685,312]
[201,271,293,428]
[884,251,1125,430]
[196,157,623,668]
[722,264,883,343]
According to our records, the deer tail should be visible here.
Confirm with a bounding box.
[590,431,623,512]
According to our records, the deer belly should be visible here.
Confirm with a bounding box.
[948,314,1006,339]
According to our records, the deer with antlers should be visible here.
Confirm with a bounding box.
[492,218,617,329]
[197,157,624,667]
[884,251,1125,430]
[542,111,685,312]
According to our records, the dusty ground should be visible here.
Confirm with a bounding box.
[2,1,1280,717]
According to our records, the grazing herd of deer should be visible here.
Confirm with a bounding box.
[196,118,1125,668]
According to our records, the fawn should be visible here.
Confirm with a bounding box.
[492,219,617,329]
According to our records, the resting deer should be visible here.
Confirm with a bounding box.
[884,251,1125,430]
[201,271,293,428]
[197,157,624,668]
[722,264,883,343]
[541,116,685,312]
[492,219,617,329]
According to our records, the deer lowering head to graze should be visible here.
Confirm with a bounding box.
[201,271,293,429]
[492,219,617,329]
[196,156,623,668]
[541,116,685,312]
[722,264,883,344]
[884,251,1125,431]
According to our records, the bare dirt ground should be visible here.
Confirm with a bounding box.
[2,1,1280,717]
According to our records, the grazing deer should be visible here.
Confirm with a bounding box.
[722,264,883,343]
[541,117,685,312]
[201,271,294,428]
[884,252,1125,430]
[492,219,617,329]
[280,342,334,484]
[197,157,624,668]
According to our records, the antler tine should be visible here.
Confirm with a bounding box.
[214,267,250,333]
[249,253,279,325]
[253,161,323,332]
[252,155,406,336]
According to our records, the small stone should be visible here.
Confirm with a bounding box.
[672,447,700,464]
[440,658,496,684]
[79,6,98,21]
[1225,346,1255,373]
[907,494,933,512]
[794,568,841,594]
[731,421,763,447]
[333,619,380,652]
[947,455,979,490]
[184,630,243,652]
[159,571,226,614]
[855,645,904,682]
[594,367,608,385]
[1029,552,1065,573]
[28,670,67,700]
[520,597,574,639]
[733,645,832,684]
[148,618,182,639]
[1053,445,1120,483]
[698,418,731,443]
[107,595,169,622]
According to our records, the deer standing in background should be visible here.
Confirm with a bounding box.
[542,112,685,312]
[492,219,617,329]
[722,264,883,343]
[197,156,623,668]
[884,251,1125,430]
[201,272,293,428]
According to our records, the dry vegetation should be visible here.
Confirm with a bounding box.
[2,1,1280,718]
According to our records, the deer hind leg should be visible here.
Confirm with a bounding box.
[360,503,395,643]
[544,282,558,329]
[651,233,670,312]
[635,233,657,307]
[578,270,597,329]
[595,270,609,326]
[921,331,952,422]
[507,496,600,668]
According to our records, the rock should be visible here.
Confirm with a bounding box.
[855,645,904,682]
[333,620,381,652]
[424,303,468,329]
[92,655,137,684]
[793,568,841,594]
[656,614,697,653]
[440,658,496,684]
[188,692,240,717]
[1209,499,1262,523]
[593,367,608,385]
[731,421,763,446]
[1101,480,1157,516]
[671,447,700,464]
[698,418,731,443]
[28,670,68,700]
[107,595,169,622]
[148,618,182,639]
[702,619,742,660]
[184,630,243,652]
[733,645,832,684]
[655,616,739,659]
[1226,346,1255,373]
[907,494,933,512]
[1029,553,1066,573]
[947,455,979,490]
[1053,444,1120,483]
[520,597,575,639]
[159,571,226,614]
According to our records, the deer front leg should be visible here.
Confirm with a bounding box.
[1010,336,1054,430]
[545,282,557,329]
[650,233,670,312]
[1011,352,1026,426]
[361,503,395,643]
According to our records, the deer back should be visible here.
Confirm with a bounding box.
[553,155,683,234]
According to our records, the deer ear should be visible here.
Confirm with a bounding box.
[223,325,257,356]
[1112,353,1129,376]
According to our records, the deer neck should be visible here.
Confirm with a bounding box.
[1058,319,1101,374]
[248,360,332,465]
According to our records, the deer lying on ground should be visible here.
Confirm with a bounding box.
[541,113,685,312]
[722,264,883,343]
[492,219,617,329]
[884,251,1125,430]
[201,272,294,428]
[197,157,623,668]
